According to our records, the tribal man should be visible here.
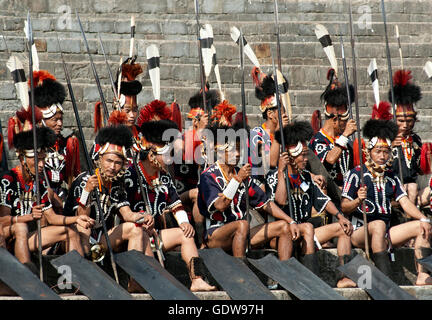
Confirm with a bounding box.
[341,119,432,285]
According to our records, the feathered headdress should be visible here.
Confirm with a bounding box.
[14,126,56,156]
[275,121,314,157]
[137,100,172,127]
[389,69,422,118]
[211,100,237,126]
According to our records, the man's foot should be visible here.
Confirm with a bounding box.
[190,277,217,292]
[336,277,357,288]
[415,273,432,286]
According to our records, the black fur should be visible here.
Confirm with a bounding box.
[95,125,133,149]
[255,73,289,101]
[188,89,221,110]
[115,80,143,96]
[362,119,398,142]
[321,84,355,107]
[33,79,66,108]
[14,127,57,151]
[139,120,179,145]
[275,121,314,146]
[389,83,422,106]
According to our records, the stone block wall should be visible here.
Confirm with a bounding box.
[0,0,431,165]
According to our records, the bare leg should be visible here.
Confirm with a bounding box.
[205,220,249,257]
[298,222,315,255]
[160,228,216,292]
[389,221,432,285]
[250,220,293,260]
[102,222,151,254]
[405,183,418,206]
[315,223,356,288]
[28,225,84,256]
[11,223,31,263]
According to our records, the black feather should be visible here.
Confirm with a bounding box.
[14,127,57,151]
[254,73,289,102]
[275,121,314,146]
[362,119,398,142]
[95,124,133,149]
[33,79,66,108]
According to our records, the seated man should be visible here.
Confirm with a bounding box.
[0,127,93,272]
[64,125,154,263]
[124,119,216,292]
[268,121,355,288]
[341,119,432,285]
[197,123,300,261]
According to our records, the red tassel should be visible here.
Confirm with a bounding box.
[327,68,336,81]
[94,101,102,133]
[28,70,56,88]
[108,110,128,126]
[7,117,16,149]
[353,137,366,167]
[311,110,321,135]
[121,63,143,81]
[169,101,182,132]
[212,100,237,126]
[65,136,81,181]
[137,99,171,127]
[251,66,264,87]
[420,142,432,175]
[393,69,412,87]
[372,101,393,120]
[233,112,248,126]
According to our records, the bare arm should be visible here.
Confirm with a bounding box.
[399,196,428,220]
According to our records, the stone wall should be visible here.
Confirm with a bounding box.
[0,0,431,165]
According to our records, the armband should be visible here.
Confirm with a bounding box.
[222,178,240,200]
[78,189,90,208]
[335,135,349,148]
[420,218,431,224]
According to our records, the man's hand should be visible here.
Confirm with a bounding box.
[392,133,404,148]
[136,213,154,231]
[197,112,209,131]
[420,221,431,240]
[338,214,353,236]
[236,163,251,182]
[357,186,367,202]
[179,222,195,238]
[76,215,95,229]
[84,175,99,193]
[343,119,357,137]
[312,174,327,190]
[278,152,289,172]
[290,223,300,240]
[276,113,289,130]
[31,204,44,220]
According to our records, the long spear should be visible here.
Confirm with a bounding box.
[76,11,109,125]
[272,55,294,220]
[0,32,10,171]
[26,12,44,281]
[194,0,209,118]
[239,28,251,251]
[339,33,353,120]
[97,33,119,109]
[348,0,370,260]
[380,0,405,186]
[56,34,120,284]
[273,0,292,122]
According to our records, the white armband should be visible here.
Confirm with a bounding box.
[335,135,349,148]
[78,189,90,207]
[222,178,241,200]
[175,210,189,225]
[420,218,431,224]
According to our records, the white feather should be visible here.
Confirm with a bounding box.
[200,27,213,78]
[424,61,432,79]
[23,20,39,71]
[314,24,337,74]
[368,59,380,106]
[230,26,260,68]
[212,46,224,101]
[146,44,160,101]
[6,56,29,110]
